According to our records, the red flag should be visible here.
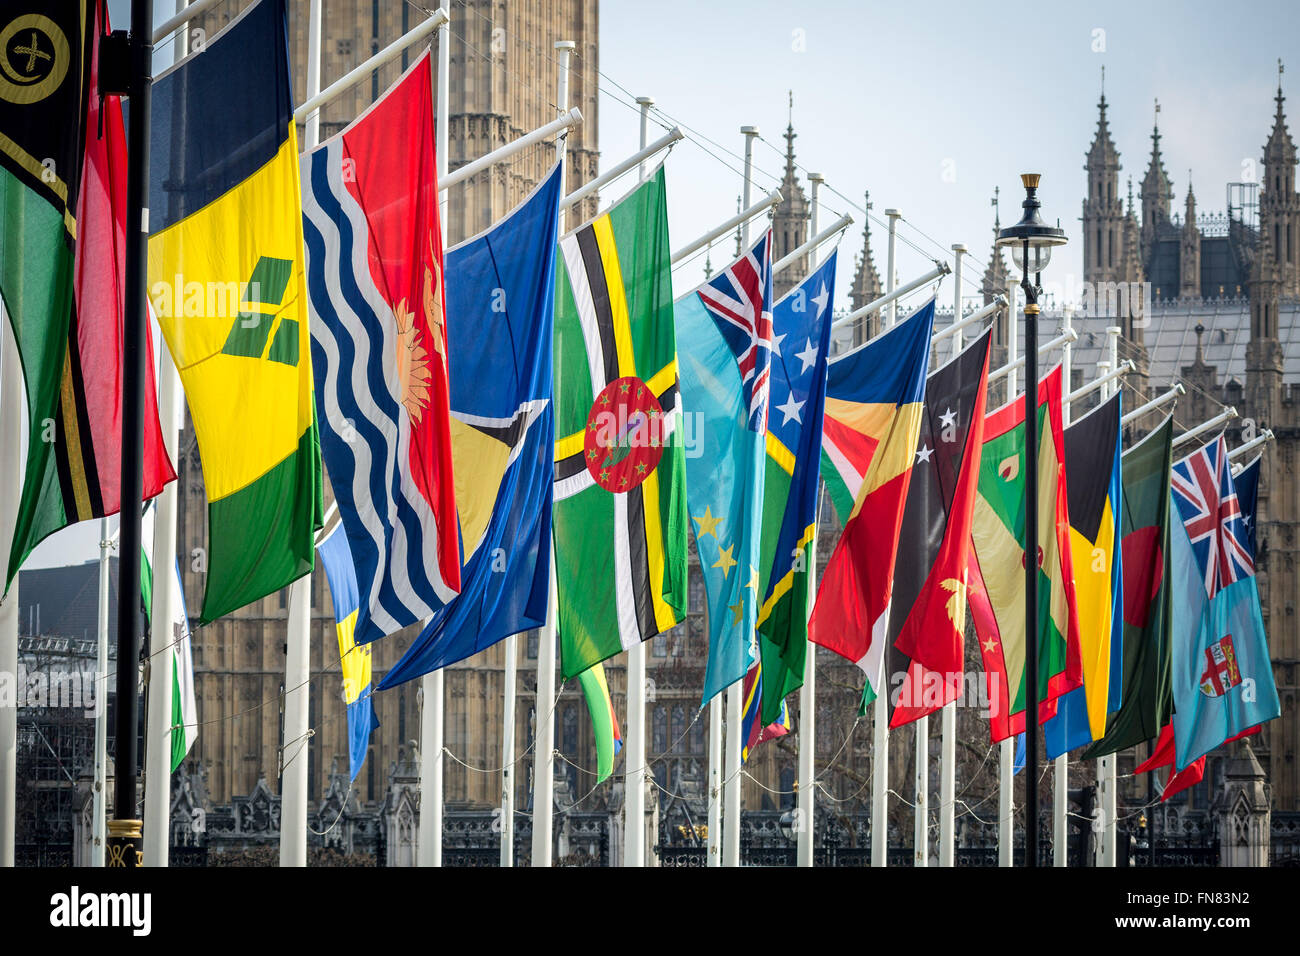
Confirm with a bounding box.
[1134,722,1260,801]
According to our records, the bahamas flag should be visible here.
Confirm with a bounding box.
[378,163,562,689]
[1168,435,1280,770]
[317,525,379,782]
[754,252,837,726]
[809,299,934,699]
[577,661,623,784]
[678,233,774,704]
[1045,392,1123,757]
[147,0,322,622]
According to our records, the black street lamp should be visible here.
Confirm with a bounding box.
[996,174,1066,868]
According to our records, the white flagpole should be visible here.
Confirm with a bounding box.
[0,315,21,867]
[92,518,110,866]
[532,39,575,869]
[279,0,324,869]
[1097,326,1122,868]
[913,716,927,866]
[418,8,452,870]
[500,632,517,866]
[621,94,656,870]
[672,190,783,267]
[997,278,1018,869]
[885,210,901,326]
[1053,307,1074,868]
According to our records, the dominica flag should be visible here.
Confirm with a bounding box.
[755,251,837,725]
[678,232,773,704]
[140,501,198,771]
[0,0,174,589]
[810,299,935,700]
[1084,416,1174,758]
[883,328,993,727]
[147,0,323,622]
[1045,392,1124,758]
[577,661,623,784]
[316,524,379,783]
[552,165,688,679]
[969,365,1083,742]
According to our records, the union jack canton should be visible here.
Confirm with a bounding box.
[1170,434,1253,600]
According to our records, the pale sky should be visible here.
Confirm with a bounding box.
[32,0,1297,571]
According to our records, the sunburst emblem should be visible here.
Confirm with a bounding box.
[392,233,446,424]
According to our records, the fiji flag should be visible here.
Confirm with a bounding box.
[378,164,562,688]
[317,526,379,782]
[754,252,837,726]
[679,232,774,704]
[810,300,935,699]
[1169,435,1280,770]
[302,52,461,647]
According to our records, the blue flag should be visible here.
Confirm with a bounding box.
[317,526,380,782]
[1169,435,1280,770]
[377,163,562,689]
[1233,454,1261,560]
[678,233,774,705]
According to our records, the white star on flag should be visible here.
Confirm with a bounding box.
[771,332,786,357]
[776,391,805,426]
[940,407,957,429]
[916,444,934,463]
[795,337,819,374]
[812,281,829,316]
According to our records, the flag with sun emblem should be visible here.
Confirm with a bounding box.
[553,165,689,680]
[302,51,460,646]
[677,232,774,704]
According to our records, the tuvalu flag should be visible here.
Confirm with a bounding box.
[147,0,322,622]
[1045,392,1124,757]
[969,365,1082,741]
[883,328,992,727]
[1084,415,1175,759]
[810,299,934,698]
[754,252,837,726]
[302,52,460,646]
[1,0,174,588]
[552,165,688,679]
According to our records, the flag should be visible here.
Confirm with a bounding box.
[887,329,993,727]
[1168,435,1280,769]
[552,166,688,679]
[577,661,623,784]
[377,164,562,688]
[969,365,1082,742]
[810,300,935,700]
[1234,454,1261,559]
[140,501,198,772]
[1,0,174,588]
[147,0,323,622]
[740,658,792,763]
[1045,392,1124,758]
[302,53,460,646]
[316,525,379,783]
[1134,722,1260,802]
[678,233,773,704]
[1084,416,1175,758]
[754,252,837,725]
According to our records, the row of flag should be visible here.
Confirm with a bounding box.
[1,0,1281,800]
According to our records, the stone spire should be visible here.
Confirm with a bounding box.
[981,185,1009,305]
[1083,70,1125,285]
[849,191,883,344]
[1180,173,1201,298]
[1140,98,1174,265]
[771,91,810,299]
[1247,194,1285,425]
[1260,59,1299,297]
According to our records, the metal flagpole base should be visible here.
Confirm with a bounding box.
[105,819,144,868]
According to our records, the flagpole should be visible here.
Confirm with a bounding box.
[532,39,576,870]
[1097,324,1121,868]
[622,94,656,870]
[997,277,1018,869]
[500,632,517,866]
[418,7,451,870]
[885,210,901,326]
[93,517,110,866]
[707,694,722,866]
[0,317,22,867]
[1053,306,1073,868]
[279,0,323,870]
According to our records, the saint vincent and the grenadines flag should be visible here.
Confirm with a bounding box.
[1,0,174,589]
[302,51,461,649]
[379,163,562,689]
[552,166,688,680]
[810,299,934,700]
[881,328,993,727]
[679,232,773,705]
[753,252,837,727]
[969,365,1083,742]
[146,0,322,622]
[1045,392,1124,758]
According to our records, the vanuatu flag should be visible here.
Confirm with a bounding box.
[810,299,934,698]
[1084,415,1175,758]
[885,328,992,727]
[754,252,836,725]
[1045,392,1124,757]
[969,365,1082,741]
[577,661,623,784]
[147,0,323,622]
[552,165,688,679]
[0,0,173,587]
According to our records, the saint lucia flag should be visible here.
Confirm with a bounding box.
[378,163,562,688]
[147,0,322,622]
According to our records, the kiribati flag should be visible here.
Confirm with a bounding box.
[302,52,461,646]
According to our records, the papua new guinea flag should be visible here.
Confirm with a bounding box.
[810,299,934,698]
[302,51,461,645]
